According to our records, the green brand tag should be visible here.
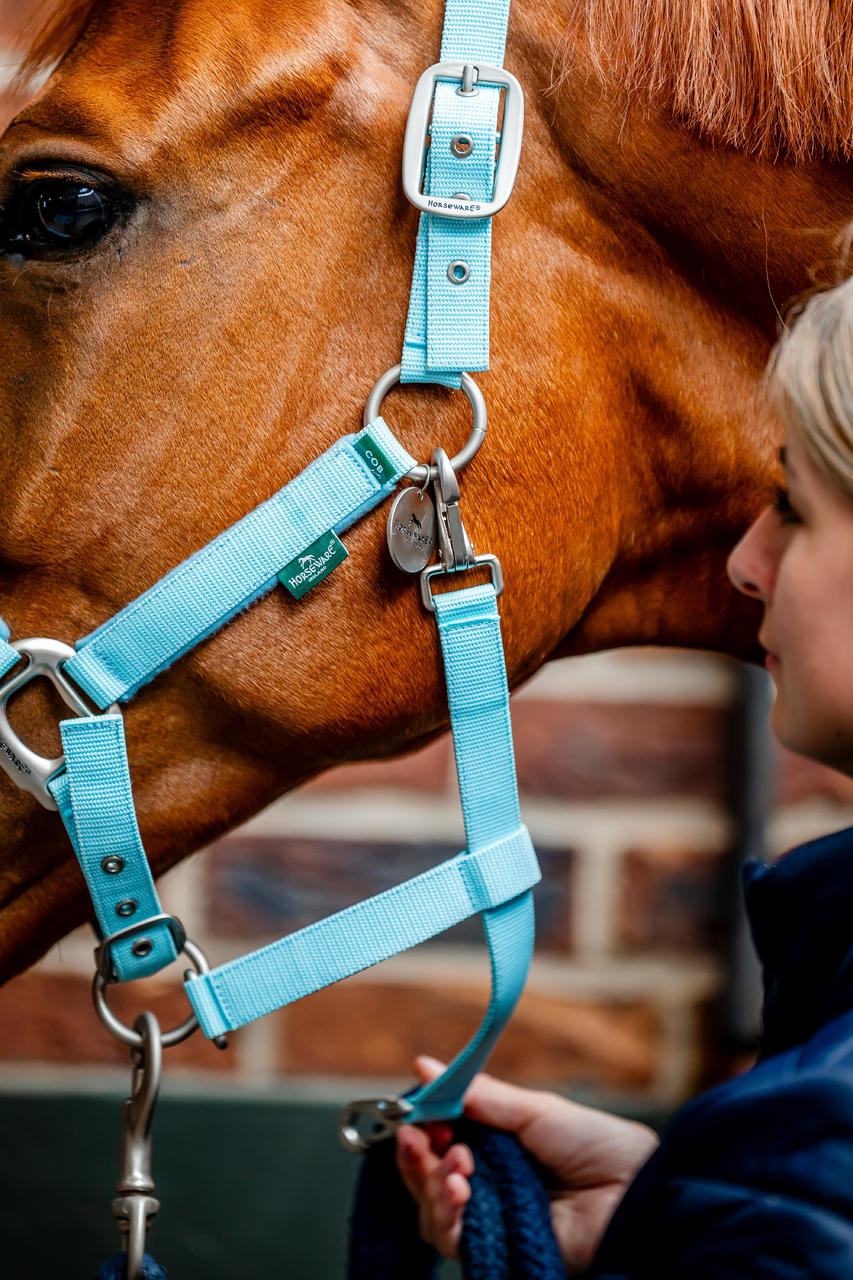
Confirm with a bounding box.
[353,432,396,486]
[278,531,349,600]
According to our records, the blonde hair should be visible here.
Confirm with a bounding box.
[769,276,853,499]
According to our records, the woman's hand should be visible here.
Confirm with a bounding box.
[395,1056,659,1276]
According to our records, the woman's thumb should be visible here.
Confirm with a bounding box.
[412,1057,545,1134]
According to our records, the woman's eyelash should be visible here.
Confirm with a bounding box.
[772,484,799,521]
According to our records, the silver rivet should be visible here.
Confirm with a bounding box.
[447,260,471,285]
[131,938,153,958]
[101,856,125,875]
[116,899,137,917]
[450,134,474,158]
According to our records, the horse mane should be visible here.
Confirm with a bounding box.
[570,0,853,163]
[16,0,853,163]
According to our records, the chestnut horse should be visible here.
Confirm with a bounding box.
[1,0,852,983]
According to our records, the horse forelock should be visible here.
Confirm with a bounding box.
[18,0,853,163]
[571,0,853,162]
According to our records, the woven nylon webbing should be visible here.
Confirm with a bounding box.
[404,582,535,1122]
[48,714,178,981]
[400,0,512,385]
[184,824,539,1038]
[0,618,18,679]
[62,420,416,708]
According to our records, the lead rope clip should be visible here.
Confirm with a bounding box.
[111,1012,162,1280]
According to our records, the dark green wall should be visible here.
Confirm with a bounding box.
[0,1091,464,1279]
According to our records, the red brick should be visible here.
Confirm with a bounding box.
[284,981,662,1091]
[512,701,729,800]
[0,972,234,1072]
[617,844,728,952]
[774,746,853,806]
[206,836,575,951]
[304,737,452,793]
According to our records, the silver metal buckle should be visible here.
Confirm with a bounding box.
[421,553,504,612]
[0,637,118,811]
[95,914,188,983]
[402,61,524,219]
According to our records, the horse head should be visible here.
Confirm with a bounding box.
[1,0,852,976]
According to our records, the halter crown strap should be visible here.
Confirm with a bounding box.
[401,0,516,386]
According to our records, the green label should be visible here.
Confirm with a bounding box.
[278,531,349,600]
[353,432,396,486]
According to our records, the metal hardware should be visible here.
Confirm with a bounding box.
[131,939,153,958]
[337,1095,415,1153]
[450,133,474,157]
[447,259,470,284]
[102,855,125,875]
[93,932,229,1051]
[95,913,188,983]
[457,63,478,96]
[363,364,487,486]
[111,1011,162,1280]
[387,485,437,573]
[0,637,119,810]
[116,899,138,918]
[432,447,474,571]
[403,61,524,219]
[417,447,504,611]
[421,553,504,612]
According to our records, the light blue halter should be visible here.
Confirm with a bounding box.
[0,0,529,1163]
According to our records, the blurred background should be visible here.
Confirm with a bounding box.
[3,9,853,1278]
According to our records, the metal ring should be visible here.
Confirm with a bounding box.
[92,937,209,1049]
[363,363,487,485]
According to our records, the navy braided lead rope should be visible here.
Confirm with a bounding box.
[95,1253,167,1279]
[348,1119,567,1280]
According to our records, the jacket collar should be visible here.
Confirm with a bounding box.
[744,825,853,1058]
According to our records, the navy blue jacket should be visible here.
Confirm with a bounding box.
[589,827,853,1278]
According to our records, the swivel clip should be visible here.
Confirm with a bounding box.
[420,447,503,611]
[432,446,475,573]
[111,1011,162,1280]
[337,1095,415,1153]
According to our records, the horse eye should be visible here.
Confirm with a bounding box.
[19,179,114,248]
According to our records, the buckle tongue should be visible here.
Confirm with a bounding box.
[402,61,524,219]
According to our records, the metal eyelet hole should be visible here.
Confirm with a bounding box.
[447,260,471,285]
[116,899,138,918]
[101,856,125,875]
[450,134,474,158]
[131,938,153,958]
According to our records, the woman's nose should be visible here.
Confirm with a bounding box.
[727,507,777,601]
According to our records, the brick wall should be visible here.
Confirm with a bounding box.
[3,646,852,1110]
[3,9,853,1114]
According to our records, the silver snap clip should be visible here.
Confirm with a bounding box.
[450,134,474,158]
[447,260,471,285]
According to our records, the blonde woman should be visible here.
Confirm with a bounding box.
[397,278,853,1276]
